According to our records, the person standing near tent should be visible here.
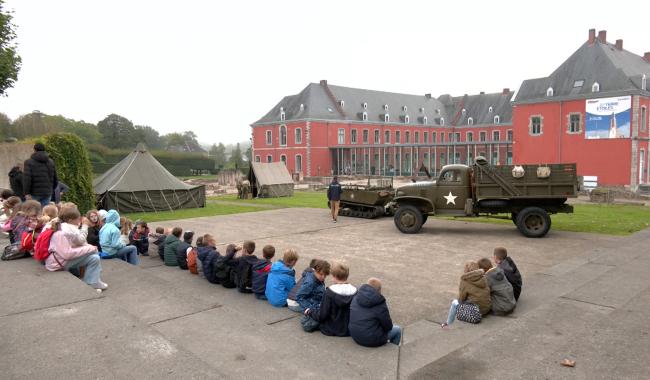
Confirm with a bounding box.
[327,176,342,223]
[23,143,58,208]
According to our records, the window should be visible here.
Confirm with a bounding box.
[507,130,513,141]
[395,131,401,143]
[440,117,445,126]
[423,116,428,125]
[546,87,554,97]
[339,100,345,108]
[641,106,647,132]
[383,104,389,111]
[266,130,272,145]
[363,102,368,109]
[299,103,304,111]
[573,79,584,88]
[467,132,473,142]
[468,151,474,165]
[479,131,486,142]
[405,131,410,143]
[494,115,500,124]
[255,155,261,163]
[384,130,390,144]
[415,131,420,143]
[592,82,600,92]
[507,151,513,165]
[435,109,441,115]
[374,129,380,144]
[404,115,410,124]
[488,106,493,113]
[337,128,345,144]
[440,152,446,166]
[384,114,390,122]
[280,111,285,121]
[441,169,461,183]
[266,155,272,163]
[568,113,582,133]
[530,116,543,135]
[492,151,499,165]
[643,75,647,91]
[462,108,466,116]
[493,131,500,141]
[432,132,436,143]
[440,133,445,143]
[363,129,369,144]
[280,125,287,146]
[295,155,302,172]
[455,133,461,142]
[351,129,358,144]
[295,128,302,144]
[424,132,428,143]
[419,107,425,113]
[362,111,368,121]
[280,154,287,165]
[468,117,474,125]
[402,106,408,112]
[448,132,454,142]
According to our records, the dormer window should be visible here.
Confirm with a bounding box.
[423,116,428,125]
[339,100,345,108]
[299,104,304,111]
[402,106,408,112]
[384,114,390,122]
[383,104,389,111]
[468,117,474,125]
[280,110,286,121]
[405,115,410,124]
[592,82,600,92]
[440,117,445,126]
[363,102,368,109]
[642,75,646,91]
[461,108,466,115]
[419,107,425,113]
[488,106,493,113]
[573,79,584,88]
[546,87,554,97]
[435,109,441,115]
[362,112,368,121]
[494,115,500,124]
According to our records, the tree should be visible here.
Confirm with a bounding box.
[0,111,10,138]
[134,125,163,149]
[97,114,136,149]
[63,120,101,145]
[0,1,21,96]
[228,142,244,170]
[209,142,227,169]
[11,111,47,139]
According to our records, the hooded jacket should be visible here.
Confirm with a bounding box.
[251,258,272,295]
[99,210,124,255]
[311,283,358,336]
[176,240,192,270]
[348,284,393,347]
[198,245,221,283]
[163,234,181,266]
[459,269,491,315]
[231,253,259,293]
[8,166,24,198]
[295,271,325,311]
[45,230,98,271]
[23,151,57,197]
[288,267,313,301]
[498,257,522,301]
[265,260,296,307]
[485,267,516,315]
[327,180,342,201]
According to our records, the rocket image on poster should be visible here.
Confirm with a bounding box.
[585,96,631,139]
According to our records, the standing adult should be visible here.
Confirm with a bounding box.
[52,181,70,204]
[8,163,24,200]
[23,143,58,207]
[327,175,342,223]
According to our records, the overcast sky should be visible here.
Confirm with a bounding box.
[1,0,647,145]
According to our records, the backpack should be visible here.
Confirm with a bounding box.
[1,243,29,261]
[187,247,198,275]
[20,230,37,253]
[456,302,482,324]
[235,259,254,293]
[33,228,56,262]
[214,256,236,288]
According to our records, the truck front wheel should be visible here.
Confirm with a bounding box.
[394,205,424,234]
[516,207,551,238]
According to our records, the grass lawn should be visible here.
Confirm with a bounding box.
[440,203,650,236]
[211,191,329,209]
[125,202,268,223]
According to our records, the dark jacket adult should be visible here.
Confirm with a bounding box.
[295,271,325,311]
[23,151,57,198]
[198,246,221,284]
[51,181,69,203]
[176,240,192,270]
[288,267,313,301]
[498,257,522,301]
[163,234,181,266]
[251,258,272,296]
[327,180,342,201]
[485,267,516,315]
[459,269,491,315]
[311,283,358,337]
[348,284,393,347]
[8,166,24,198]
[231,254,259,293]
[87,225,101,250]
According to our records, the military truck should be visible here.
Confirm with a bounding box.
[338,178,395,219]
[392,157,578,237]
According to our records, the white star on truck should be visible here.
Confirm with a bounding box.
[443,192,457,205]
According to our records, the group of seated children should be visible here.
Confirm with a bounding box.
[442,247,523,327]
[147,225,401,347]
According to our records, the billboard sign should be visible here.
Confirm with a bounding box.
[585,96,631,139]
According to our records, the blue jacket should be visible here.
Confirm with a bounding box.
[265,261,296,307]
[327,181,342,201]
[348,284,393,347]
[198,245,220,283]
[295,271,325,311]
[251,258,272,295]
[99,210,124,255]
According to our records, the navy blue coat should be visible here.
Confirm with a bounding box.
[348,284,393,347]
[327,181,342,201]
[295,271,325,311]
[198,246,221,283]
[176,240,192,270]
[251,258,272,295]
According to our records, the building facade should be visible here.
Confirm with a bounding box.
[252,29,650,188]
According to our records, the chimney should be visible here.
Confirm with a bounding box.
[588,28,596,44]
[644,52,650,62]
[425,93,431,99]
[502,88,510,94]
[615,39,623,50]
[597,30,607,43]
[319,79,327,86]
[479,91,485,95]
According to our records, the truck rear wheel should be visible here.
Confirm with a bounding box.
[516,207,551,238]
[394,205,424,234]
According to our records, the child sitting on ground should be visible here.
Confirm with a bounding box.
[494,247,522,301]
[198,234,222,283]
[297,260,331,331]
[478,257,516,315]
[287,259,317,312]
[119,217,133,246]
[11,200,41,244]
[99,210,139,265]
[195,235,205,277]
[163,227,183,266]
[441,261,491,327]
[2,196,21,238]
[149,226,166,260]
[176,231,195,270]
[230,240,258,293]
[349,278,401,346]
[252,245,275,300]
[214,244,238,288]
[305,262,357,335]
[129,220,150,256]
[265,249,299,306]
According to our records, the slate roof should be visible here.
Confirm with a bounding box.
[515,39,650,103]
[440,91,514,126]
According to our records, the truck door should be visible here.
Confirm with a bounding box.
[435,167,470,213]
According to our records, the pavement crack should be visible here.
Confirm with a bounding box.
[0,296,103,319]
[149,304,223,325]
[559,296,616,310]
[266,315,298,325]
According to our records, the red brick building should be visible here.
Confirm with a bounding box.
[252,29,650,188]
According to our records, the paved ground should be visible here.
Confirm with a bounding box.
[1,208,649,379]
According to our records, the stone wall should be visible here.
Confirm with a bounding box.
[0,143,33,190]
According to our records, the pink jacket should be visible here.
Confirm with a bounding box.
[45,230,98,271]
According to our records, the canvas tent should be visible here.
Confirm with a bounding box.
[248,162,294,198]
[93,143,206,213]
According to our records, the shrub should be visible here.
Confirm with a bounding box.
[42,133,95,213]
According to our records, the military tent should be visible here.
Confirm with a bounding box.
[248,162,294,198]
[93,143,206,213]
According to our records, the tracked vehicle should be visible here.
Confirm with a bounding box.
[338,178,395,219]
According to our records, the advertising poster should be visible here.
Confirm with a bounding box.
[585,96,631,139]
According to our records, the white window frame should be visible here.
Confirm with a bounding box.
[568,112,582,134]
[266,130,272,145]
[405,115,410,124]
[493,130,500,141]
[507,129,513,141]
[415,131,420,144]
[295,127,302,144]
[384,114,390,123]
[339,100,345,108]
[642,75,647,91]
[362,129,369,144]
[423,116,428,125]
[592,82,600,92]
[395,131,401,144]
[546,87,554,97]
[363,102,368,109]
[641,106,647,132]
[279,125,287,146]
[383,104,389,111]
[468,117,474,125]
[280,111,286,121]
[402,105,408,112]
[295,154,303,173]
[384,130,390,144]
[488,106,493,113]
[466,132,473,142]
[351,129,358,144]
[405,131,410,143]
[255,155,261,163]
[362,111,368,121]
[280,154,287,165]
[374,129,380,144]
[494,115,500,124]
[440,117,445,126]
[266,155,272,163]
[479,131,487,142]
[337,128,345,145]
[530,115,543,135]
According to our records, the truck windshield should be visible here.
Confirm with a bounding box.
[440,170,461,183]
